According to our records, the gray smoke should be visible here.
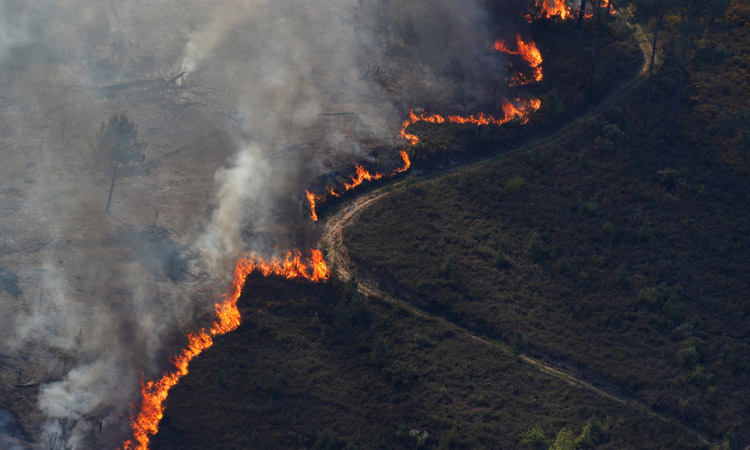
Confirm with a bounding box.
[0,0,519,448]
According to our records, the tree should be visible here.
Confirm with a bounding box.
[587,1,605,98]
[96,114,145,213]
[667,0,729,139]
[638,0,669,127]
[577,0,587,28]
[550,427,576,450]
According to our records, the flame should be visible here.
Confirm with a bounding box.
[494,35,543,86]
[120,250,328,450]
[527,0,615,21]
[526,0,573,22]
[306,150,411,221]
[306,190,320,222]
[404,97,541,129]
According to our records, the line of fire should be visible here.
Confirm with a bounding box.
[118,2,613,448]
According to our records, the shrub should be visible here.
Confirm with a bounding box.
[550,427,576,450]
[510,332,528,355]
[520,425,546,448]
[525,231,547,264]
[494,251,511,269]
[505,175,526,192]
[438,422,458,450]
[370,337,388,368]
[656,167,681,189]
[441,256,462,290]
[582,201,599,216]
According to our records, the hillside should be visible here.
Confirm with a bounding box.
[151,3,749,449]
[344,2,750,445]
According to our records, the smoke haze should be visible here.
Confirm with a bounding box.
[0,0,524,447]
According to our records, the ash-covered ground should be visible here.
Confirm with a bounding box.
[0,0,526,448]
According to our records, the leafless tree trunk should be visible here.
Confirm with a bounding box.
[587,2,603,98]
[643,8,666,127]
[105,161,119,213]
[578,0,587,28]
[669,6,688,140]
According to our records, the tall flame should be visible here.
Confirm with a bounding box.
[494,34,543,86]
[120,250,328,450]
[531,0,573,21]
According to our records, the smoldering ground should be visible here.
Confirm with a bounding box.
[0,0,527,447]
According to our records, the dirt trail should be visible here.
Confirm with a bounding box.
[320,11,713,447]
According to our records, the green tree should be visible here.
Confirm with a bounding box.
[521,425,546,449]
[635,0,670,127]
[97,114,145,212]
[550,427,576,450]
[667,0,729,139]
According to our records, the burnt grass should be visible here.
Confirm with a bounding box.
[344,9,750,447]
[151,274,702,450]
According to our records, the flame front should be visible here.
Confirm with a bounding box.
[305,150,411,222]
[528,0,573,21]
[120,251,328,450]
[527,0,615,22]
[494,34,543,86]
[404,97,542,130]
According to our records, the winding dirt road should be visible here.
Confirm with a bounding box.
[319,10,712,447]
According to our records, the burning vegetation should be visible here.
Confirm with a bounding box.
[494,34,543,86]
[119,2,586,448]
[120,251,328,450]
[306,35,546,223]
[525,0,615,22]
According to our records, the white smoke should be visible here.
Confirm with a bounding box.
[0,0,515,448]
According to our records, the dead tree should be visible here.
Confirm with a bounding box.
[96,114,145,213]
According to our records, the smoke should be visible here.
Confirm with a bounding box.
[0,0,523,448]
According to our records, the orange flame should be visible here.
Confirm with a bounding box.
[494,34,543,86]
[306,150,410,222]
[527,0,615,21]
[404,97,541,129]
[306,190,320,222]
[120,250,328,450]
[304,33,543,223]
[526,0,573,22]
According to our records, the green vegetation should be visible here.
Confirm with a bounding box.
[154,3,750,448]
[344,2,750,445]
[402,12,642,170]
[152,274,702,449]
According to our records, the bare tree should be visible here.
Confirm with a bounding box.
[96,114,145,213]
[577,0,587,28]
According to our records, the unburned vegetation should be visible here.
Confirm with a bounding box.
[344,4,750,445]
[151,274,702,449]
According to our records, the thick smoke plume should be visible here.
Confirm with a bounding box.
[0,0,523,448]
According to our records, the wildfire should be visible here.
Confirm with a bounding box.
[306,150,411,222]
[120,250,328,450]
[527,0,616,22]
[494,34,543,85]
[405,97,542,129]
[527,0,573,21]
[306,190,320,222]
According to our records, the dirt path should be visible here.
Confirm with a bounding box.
[320,11,713,447]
